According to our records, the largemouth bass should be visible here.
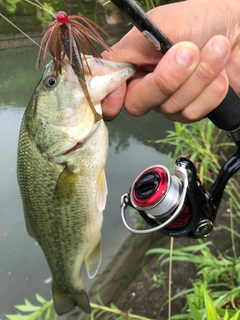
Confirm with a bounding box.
[17,55,135,316]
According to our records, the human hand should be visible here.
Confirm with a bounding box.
[102,0,240,122]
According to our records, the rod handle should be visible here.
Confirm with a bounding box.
[207,87,240,131]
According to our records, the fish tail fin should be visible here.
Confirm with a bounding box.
[52,284,91,316]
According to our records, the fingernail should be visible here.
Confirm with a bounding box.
[212,39,228,58]
[176,47,195,66]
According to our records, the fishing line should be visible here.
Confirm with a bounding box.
[1,7,173,158]
[119,110,173,157]
[0,9,61,68]
[32,0,56,18]
[0,13,41,48]
[24,0,55,17]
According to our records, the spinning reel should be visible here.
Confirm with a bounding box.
[121,145,240,238]
[111,0,240,238]
[120,88,240,239]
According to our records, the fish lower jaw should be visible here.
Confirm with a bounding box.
[51,121,102,164]
[62,141,84,156]
[50,140,86,164]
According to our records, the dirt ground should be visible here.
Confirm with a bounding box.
[67,197,239,320]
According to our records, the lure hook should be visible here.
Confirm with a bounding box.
[36,10,111,122]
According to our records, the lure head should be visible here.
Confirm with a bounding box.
[57,11,69,24]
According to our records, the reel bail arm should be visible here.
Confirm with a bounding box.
[112,0,240,237]
[121,148,240,238]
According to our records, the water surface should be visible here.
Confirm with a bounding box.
[0,40,173,318]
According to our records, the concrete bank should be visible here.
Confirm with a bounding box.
[0,33,43,50]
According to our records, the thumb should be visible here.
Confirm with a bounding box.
[102,82,126,121]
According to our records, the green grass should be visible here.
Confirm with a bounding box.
[155,119,240,212]
[5,295,154,320]
[147,238,240,319]
[6,120,240,320]
[5,1,240,317]
[147,119,240,319]
[155,120,234,182]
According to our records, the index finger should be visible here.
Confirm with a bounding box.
[123,42,200,116]
[102,26,162,67]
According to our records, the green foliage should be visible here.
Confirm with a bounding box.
[170,284,240,320]
[147,227,240,319]
[85,302,154,320]
[155,119,240,213]
[3,2,240,320]
[35,2,57,27]
[5,295,59,320]
[137,0,155,11]
[147,240,240,288]
[0,0,21,13]
[155,119,233,183]
[5,295,154,320]
[138,0,182,11]
[149,117,240,320]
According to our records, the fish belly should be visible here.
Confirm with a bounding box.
[17,118,108,315]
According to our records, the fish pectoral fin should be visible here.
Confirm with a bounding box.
[85,239,102,279]
[96,169,108,212]
[52,285,91,316]
[54,166,80,202]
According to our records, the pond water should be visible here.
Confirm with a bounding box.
[0,32,174,317]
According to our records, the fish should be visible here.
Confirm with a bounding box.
[17,54,135,316]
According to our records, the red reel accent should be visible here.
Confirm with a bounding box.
[167,205,191,228]
[131,167,169,208]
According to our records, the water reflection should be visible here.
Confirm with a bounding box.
[0,45,173,319]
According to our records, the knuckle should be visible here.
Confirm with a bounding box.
[160,95,181,116]
[196,62,216,84]
[154,72,179,96]
[125,97,143,116]
[211,75,228,98]
[182,108,200,122]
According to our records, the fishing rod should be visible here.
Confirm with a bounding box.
[111,0,240,238]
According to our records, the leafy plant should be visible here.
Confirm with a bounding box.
[155,119,240,214]
[5,295,154,320]
[155,120,233,182]
[146,227,240,319]
[35,2,56,27]
[137,0,155,11]
[148,240,240,286]
[5,294,59,320]
[0,0,21,13]
[170,283,240,320]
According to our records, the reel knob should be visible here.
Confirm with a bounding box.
[121,158,216,238]
[193,219,213,237]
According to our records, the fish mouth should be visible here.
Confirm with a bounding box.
[61,141,84,155]
[56,121,101,160]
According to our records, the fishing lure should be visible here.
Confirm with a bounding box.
[36,11,111,121]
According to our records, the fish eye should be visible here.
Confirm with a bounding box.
[44,75,57,88]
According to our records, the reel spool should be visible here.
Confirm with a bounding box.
[121,158,214,238]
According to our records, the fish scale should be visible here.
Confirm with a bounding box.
[17,55,135,316]
[18,112,106,305]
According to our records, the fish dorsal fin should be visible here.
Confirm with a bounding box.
[52,285,91,315]
[85,239,102,279]
[96,169,108,212]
